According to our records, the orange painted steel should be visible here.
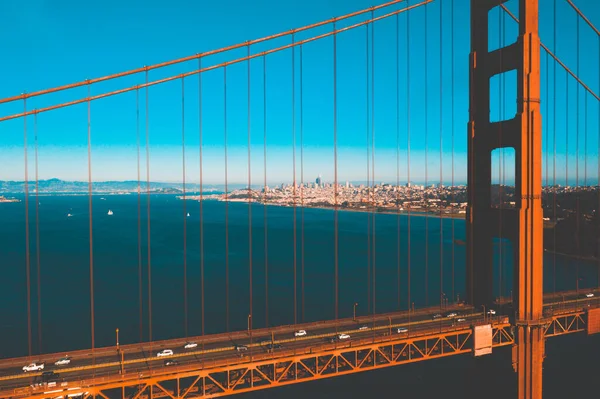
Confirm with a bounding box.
[499,4,600,102]
[0,323,514,399]
[469,1,544,398]
[1,305,596,399]
[0,0,433,123]
[564,0,600,36]
[0,0,411,106]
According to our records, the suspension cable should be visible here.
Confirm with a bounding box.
[248,42,254,336]
[333,23,339,323]
[300,44,305,323]
[450,0,455,304]
[145,70,153,344]
[553,0,557,296]
[199,57,205,341]
[371,10,376,324]
[86,84,95,352]
[136,87,143,342]
[181,77,188,338]
[406,0,412,318]
[424,0,429,307]
[366,23,371,315]
[292,35,298,326]
[34,112,41,353]
[1,1,434,124]
[396,12,401,311]
[0,0,414,106]
[263,56,269,327]
[224,66,230,332]
[23,99,32,357]
[439,0,444,310]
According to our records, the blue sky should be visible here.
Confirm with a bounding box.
[0,0,598,185]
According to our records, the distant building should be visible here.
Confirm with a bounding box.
[316,175,322,187]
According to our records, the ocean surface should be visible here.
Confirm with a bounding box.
[1,194,599,398]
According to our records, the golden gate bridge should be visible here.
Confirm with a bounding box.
[0,1,599,398]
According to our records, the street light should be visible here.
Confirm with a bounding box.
[247,314,252,335]
[116,328,119,348]
[353,302,358,321]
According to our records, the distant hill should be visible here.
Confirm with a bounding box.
[0,179,227,194]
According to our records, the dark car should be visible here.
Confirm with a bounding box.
[266,343,282,350]
[41,371,59,382]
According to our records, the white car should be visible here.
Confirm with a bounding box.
[55,357,71,366]
[397,328,408,334]
[487,309,496,315]
[184,342,198,349]
[358,325,369,331]
[457,318,467,323]
[446,312,457,318]
[156,349,174,357]
[22,362,44,372]
[338,333,350,340]
[586,293,594,298]
[294,330,307,337]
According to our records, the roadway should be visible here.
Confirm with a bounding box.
[0,292,598,397]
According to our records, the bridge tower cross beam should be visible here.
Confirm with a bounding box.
[468,0,544,398]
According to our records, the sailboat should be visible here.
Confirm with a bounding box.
[107,210,114,216]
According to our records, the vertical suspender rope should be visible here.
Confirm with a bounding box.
[300,44,305,323]
[34,112,42,353]
[366,23,371,315]
[199,57,205,341]
[247,43,253,334]
[424,1,429,308]
[333,22,339,323]
[224,66,230,332]
[450,0,455,304]
[576,16,581,288]
[87,84,95,352]
[23,98,32,357]
[407,0,412,318]
[371,10,376,322]
[553,0,557,296]
[292,35,298,326]
[396,12,401,311]
[263,56,269,327]
[598,35,600,288]
[181,76,188,337]
[136,87,143,342]
[439,0,444,310]
[145,70,153,343]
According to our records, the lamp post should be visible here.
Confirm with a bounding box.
[247,314,252,335]
[353,302,358,322]
[116,328,119,348]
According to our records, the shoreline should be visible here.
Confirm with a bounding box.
[187,196,467,220]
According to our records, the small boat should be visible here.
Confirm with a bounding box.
[107,210,114,216]
[187,212,190,217]
[67,213,73,217]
